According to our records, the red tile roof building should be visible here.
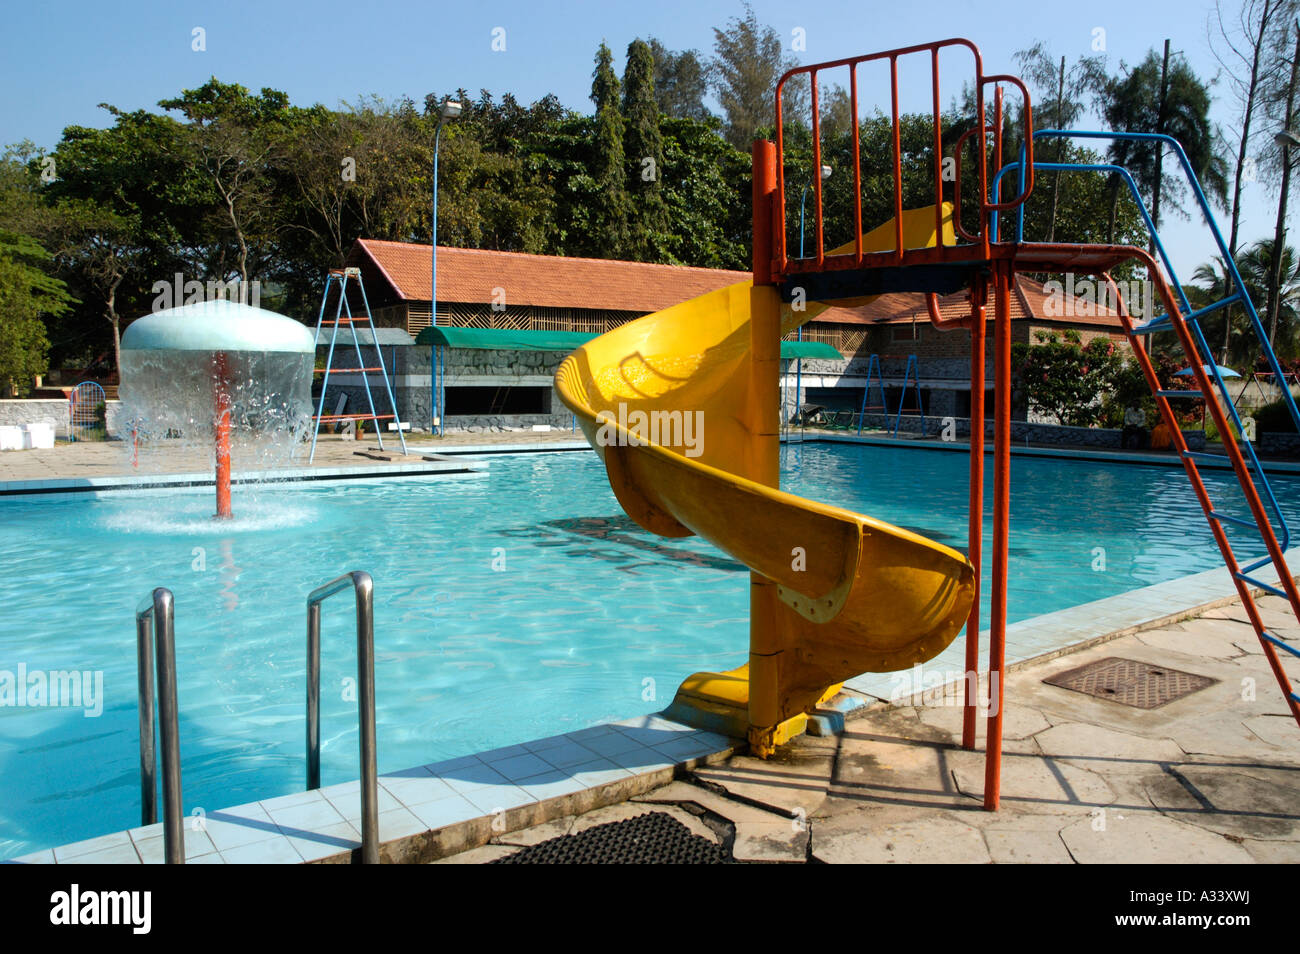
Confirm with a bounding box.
[336,239,1136,428]
[346,239,748,334]
[347,239,1128,358]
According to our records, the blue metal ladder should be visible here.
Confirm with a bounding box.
[997,130,1300,722]
[855,354,890,435]
[309,267,408,463]
[893,354,926,438]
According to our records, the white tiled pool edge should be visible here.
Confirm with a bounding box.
[9,715,736,865]
[0,457,488,497]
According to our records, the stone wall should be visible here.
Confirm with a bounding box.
[1259,432,1300,457]
[848,411,1208,450]
[319,345,576,432]
[0,399,127,439]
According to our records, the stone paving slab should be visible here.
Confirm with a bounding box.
[14,713,738,866]
[691,734,836,819]
[812,811,990,864]
[634,780,807,862]
[1059,814,1255,864]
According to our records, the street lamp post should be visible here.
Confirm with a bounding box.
[799,164,833,260]
[795,165,832,426]
[430,98,461,436]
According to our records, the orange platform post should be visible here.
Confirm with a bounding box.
[983,260,1013,809]
[963,274,987,750]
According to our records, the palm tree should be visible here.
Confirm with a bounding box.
[1097,49,1229,248]
[1238,239,1300,354]
[1196,239,1300,368]
[1190,258,1244,363]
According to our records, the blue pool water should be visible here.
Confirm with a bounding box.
[1,441,1297,858]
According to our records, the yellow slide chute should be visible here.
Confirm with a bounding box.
[555,206,975,754]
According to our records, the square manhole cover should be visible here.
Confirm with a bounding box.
[1043,657,1217,709]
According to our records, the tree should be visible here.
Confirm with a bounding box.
[0,230,72,394]
[816,85,854,140]
[1191,238,1300,360]
[43,108,200,372]
[587,42,632,258]
[647,40,711,121]
[623,39,670,262]
[1097,49,1230,247]
[1209,0,1295,256]
[158,79,297,288]
[711,3,805,149]
[279,98,433,272]
[1241,238,1300,352]
[659,116,750,268]
[1014,43,1107,241]
[1191,256,1245,362]
[422,89,575,256]
[1266,23,1300,349]
[1011,329,1126,427]
[1207,0,1297,360]
[48,200,148,377]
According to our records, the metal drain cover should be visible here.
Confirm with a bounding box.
[491,811,730,864]
[1043,656,1216,709]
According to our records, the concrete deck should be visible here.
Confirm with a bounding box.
[0,429,586,488]
[445,594,1300,864]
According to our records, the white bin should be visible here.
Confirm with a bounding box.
[23,423,55,449]
[0,425,23,451]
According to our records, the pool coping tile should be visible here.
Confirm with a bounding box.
[201,802,282,852]
[405,792,486,832]
[284,820,361,863]
[219,834,307,865]
[52,830,135,863]
[133,827,218,865]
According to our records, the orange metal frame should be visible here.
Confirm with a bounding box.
[762,38,1033,810]
[756,35,1299,811]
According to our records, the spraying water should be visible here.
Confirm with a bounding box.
[119,300,316,519]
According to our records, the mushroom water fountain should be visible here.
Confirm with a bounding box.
[119,299,316,519]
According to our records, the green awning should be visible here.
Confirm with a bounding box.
[416,325,843,361]
[780,341,843,360]
[415,326,596,351]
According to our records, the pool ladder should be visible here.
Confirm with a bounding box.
[135,571,380,864]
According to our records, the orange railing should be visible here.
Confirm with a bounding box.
[772,38,1034,279]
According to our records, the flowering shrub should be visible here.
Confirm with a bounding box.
[1011,329,1127,427]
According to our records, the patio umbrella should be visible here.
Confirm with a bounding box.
[1173,364,1241,379]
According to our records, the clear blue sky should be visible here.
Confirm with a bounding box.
[1,0,1292,277]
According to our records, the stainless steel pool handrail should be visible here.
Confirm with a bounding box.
[136,587,184,865]
[306,571,379,864]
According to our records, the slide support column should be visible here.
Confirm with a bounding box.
[983,260,1012,809]
[748,139,784,754]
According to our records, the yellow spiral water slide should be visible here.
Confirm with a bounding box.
[555,206,975,754]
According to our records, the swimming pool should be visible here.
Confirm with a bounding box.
[1,441,1296,858]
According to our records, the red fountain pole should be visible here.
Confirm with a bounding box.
[213,351,233,519]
